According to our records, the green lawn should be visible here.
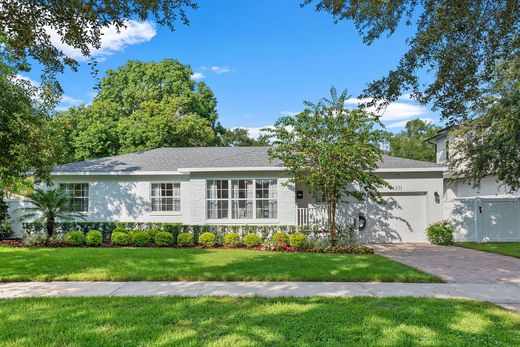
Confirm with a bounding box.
[0,247,439,282]
[0,297,518,346]
[457,242,520,259]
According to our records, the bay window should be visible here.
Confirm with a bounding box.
[207,179,278,220]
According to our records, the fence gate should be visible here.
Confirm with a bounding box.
[446,197,520,242]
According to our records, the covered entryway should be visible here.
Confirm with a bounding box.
[361,192,428,243]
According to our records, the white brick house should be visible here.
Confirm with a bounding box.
[10,146,447,243]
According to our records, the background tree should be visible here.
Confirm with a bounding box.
[0,66,61,184]
[267,88,390,243]
[305,0,519,122]
[53,59,222,161]
[220,128,270,147]
[17,189,85,238]
[388,119,440,162]
[450,60,520,191]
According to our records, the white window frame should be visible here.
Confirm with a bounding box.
[207,179,230,219]
[59,183,89,213]
[150,182,181,215]
[206,178,278,222]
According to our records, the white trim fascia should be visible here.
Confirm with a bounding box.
[51,171,189,176]
[375,167,447,173]
[51,166,447,176]
[178,166,286,173]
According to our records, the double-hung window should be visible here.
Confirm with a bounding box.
[151,183,180,212]
[207,180,229,219]
[59,183,89,212]
[255,179,277,219]
[231,180,254,219]
[207,179,277,220]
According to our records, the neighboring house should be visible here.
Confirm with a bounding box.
[9,146,446,243]
[426,127,520,242]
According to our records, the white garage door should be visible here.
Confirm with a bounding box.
[361,192,428,243]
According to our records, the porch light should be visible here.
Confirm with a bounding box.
[434,192,440,204]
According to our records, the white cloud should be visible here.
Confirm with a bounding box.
[60,95,83,104]
[385,118,434,129]
[49,20,156,61]
[210,66,231,74]
[191,72,205,80]
[14,74,40,88]
[345,96,428,121]
[280,111,299,116]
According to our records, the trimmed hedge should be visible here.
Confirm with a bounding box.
[86,230,103,247]
[22,222,305,241]
[243,233,260,248]
[271,232,289,245]
[155,232,174,246]
[131,231,150,247]
[65,231,85,246]
[198,232,216,247]
[147,228,160,240]
[111,232,130,246]
[289,232,307,250]
[177,233,194,247]
[223,233,240,247]
[112,227,128,234]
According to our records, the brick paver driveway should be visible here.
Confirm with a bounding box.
[373,244,520,284]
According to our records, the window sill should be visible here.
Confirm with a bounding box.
[206,219,279,224]
[149,211,182,216]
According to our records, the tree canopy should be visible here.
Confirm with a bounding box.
[0,0,197,94]
[267,87,390,242]
[450,60,520,191]
[388,119,440,162]
[0,66,61,185]
[53,59,223,162]
[220,128,270,147]
[305,0,519,122]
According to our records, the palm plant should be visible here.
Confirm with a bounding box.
[17,188,85,237]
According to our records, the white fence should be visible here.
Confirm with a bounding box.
[5,199,26,238]
[446,197,520,242]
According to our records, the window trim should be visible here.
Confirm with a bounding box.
[58,183,90,213]
[206,178,279,222]
[149,182,181,215]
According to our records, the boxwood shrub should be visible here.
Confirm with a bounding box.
[85,230,103,247]
[131,231,150,247]
[65,231,85,246]
[112,227,128,234]
[177,232,194,247]
[198,232,217,247]
[155,232,174,246]
[270,232,289,245]
[111,231,130,246]
[147,228,160,240]
[427,220,454,245]
[289,232,307,250]
[223,232,240,247]
[243,233,260,248]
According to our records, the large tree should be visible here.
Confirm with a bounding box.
[0,66,61,184]
[305,0,519,123]
[450,60,520,191]
[53,59,222,161]
[388,119,440,162]
[267,88,390,243]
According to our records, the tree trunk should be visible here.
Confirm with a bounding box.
[46,215,55,238]
[330,200,337,245]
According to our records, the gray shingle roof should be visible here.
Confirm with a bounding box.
[52,146,444,173]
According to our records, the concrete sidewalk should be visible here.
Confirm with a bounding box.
[1,281,519,312]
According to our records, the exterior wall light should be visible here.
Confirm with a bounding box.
[434,192,440,204]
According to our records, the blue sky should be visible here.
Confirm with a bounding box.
[22,0,443,135]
